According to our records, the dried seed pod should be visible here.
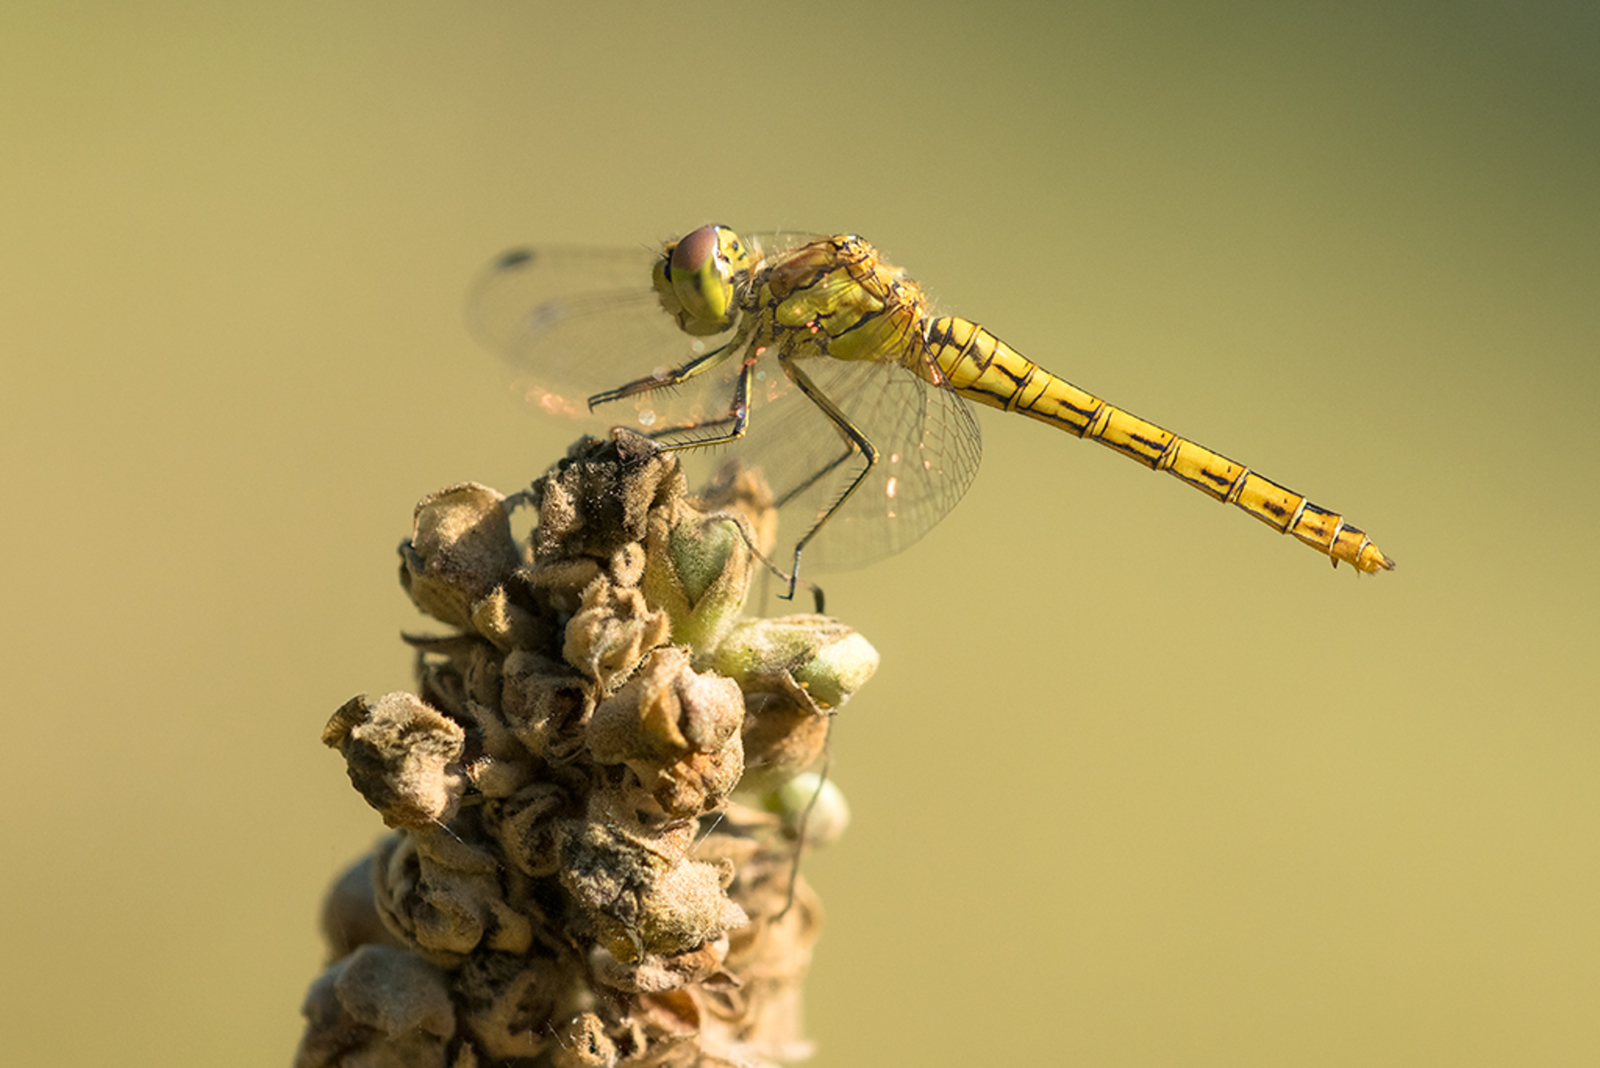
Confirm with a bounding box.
[323,692,467,830]
[399,483,520,631]
[562,578,672,692]
[588,647,746,817]
[294,944,455,1068]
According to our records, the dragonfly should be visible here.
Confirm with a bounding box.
[470,224,1395,592]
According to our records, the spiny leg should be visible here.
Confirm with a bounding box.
[639,407,741,446]
[593,339,830,608]
[773,428,860,512]
[763,426,857,613]
[779,356,879,601]
[592,339,759,451]
[586,335,737,410]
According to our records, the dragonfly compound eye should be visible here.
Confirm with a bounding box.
[664,224,748,334]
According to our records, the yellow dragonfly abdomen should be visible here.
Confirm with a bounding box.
[925,314,1395,573]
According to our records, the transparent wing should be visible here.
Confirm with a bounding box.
[746,230,827,259]
[685,351,982,573]
[468,244,734,423]
[466,231,822,426]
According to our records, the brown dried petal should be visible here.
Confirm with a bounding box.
[659,743,745,820]
[456,952,565,1061]
[320,849,404,962]
[294,944,455,1068]
[500,649,593,762]
[588,648,743,760]
[563,578,671,690]
[323,693,466,830]
[373,828,531,964]
[588,648,746,817]
[737,691,829,796]
[454,699,531,799]
[468,584,541,653]
[399,483,519,630]
[488,781,570,877]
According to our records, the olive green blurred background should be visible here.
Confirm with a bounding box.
[3,2,1596,1064]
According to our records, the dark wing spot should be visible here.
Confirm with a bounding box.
[494,248,535,269]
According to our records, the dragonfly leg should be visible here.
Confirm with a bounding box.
[585,337,735,409]
[772,437,860,512]
[646,350,756,450]
[590,325,769,451]
[776,716,833,921]
[778,357,879,601]
[637,407,741,446]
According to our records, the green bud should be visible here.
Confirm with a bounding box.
[711,615,879,710]
[766,772,851,848]
[642,512,753,653]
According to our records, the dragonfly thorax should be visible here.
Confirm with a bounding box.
[758,235,933,368]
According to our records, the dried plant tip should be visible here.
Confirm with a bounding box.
[529,432,686,574]
[399,483,520,630]
[323,693,467,830]
[306,435,879,1067]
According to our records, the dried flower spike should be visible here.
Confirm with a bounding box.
[298,433,879,1068]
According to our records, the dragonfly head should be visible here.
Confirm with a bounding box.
[654,224,752,336]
